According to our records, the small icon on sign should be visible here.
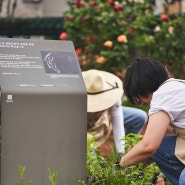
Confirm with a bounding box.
[6,95,13,103]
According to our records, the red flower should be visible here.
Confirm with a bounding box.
[129,27,135,33]
[167,61,174,66]
[75,48,82,56]
[113,6,124,12]
[108,0,114,4]
[75,1,85,8]
[118,7,124,11]
[84,46,89,51]
[81,16,87,22]
[90,1,97,7]
[67,16,73,21]
[113,6,120,12]
[169,73,174,78]
[160,14,168,21]
[59,32,67,40]
[84,36,94,43]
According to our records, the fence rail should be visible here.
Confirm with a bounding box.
[0,17,64,37]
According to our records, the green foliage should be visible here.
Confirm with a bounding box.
[48,168,59,185]
[83,134,172,185]
[63,0,185,79]
[16,166,59,185]
[122,98,149,112]
[16,166,32,185]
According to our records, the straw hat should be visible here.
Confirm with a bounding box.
[82,69,123,112]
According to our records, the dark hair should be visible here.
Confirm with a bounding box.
[123,57,169,104]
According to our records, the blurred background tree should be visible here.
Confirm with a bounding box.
[62,0,185,79]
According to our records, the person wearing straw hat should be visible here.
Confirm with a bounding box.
[82,69,147,156]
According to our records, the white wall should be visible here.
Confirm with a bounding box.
[1,0,185,19]
[42,0,69,17]
[0,0,69,18]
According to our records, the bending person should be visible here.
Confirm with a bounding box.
[120,57,185,185]
[82,69,147,156]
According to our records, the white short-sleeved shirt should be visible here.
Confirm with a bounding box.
[148,79,185,128]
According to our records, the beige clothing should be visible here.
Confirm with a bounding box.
[87,109,112,147]
[173,126,185,164]
[162,79,185,164]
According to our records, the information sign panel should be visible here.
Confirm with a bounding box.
[0,38,87,185]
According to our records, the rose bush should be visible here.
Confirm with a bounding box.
[62,0,185,79]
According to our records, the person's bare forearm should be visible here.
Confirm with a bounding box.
[120,112,170,167]
[120,141,155,167]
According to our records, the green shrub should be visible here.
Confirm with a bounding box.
[84,133,172,185]
[122,98,149,112]
[63,0,185,79]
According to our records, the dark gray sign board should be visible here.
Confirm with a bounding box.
[0,38,87,185]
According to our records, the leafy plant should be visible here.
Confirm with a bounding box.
[48,168,59,185]
[16,166,32,185]
[82,133,172,185]
[16,166,60,185]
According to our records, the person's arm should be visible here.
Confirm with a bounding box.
[110,100,125,154]
[120,111,170,167]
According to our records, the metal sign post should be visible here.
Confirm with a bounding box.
[0,38,87,185]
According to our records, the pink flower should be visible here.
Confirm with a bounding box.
[59,32,67,40]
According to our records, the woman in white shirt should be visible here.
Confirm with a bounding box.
[120,57,185,185]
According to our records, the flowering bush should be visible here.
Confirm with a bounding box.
[62,0,185,79]
[148,15,185,79]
